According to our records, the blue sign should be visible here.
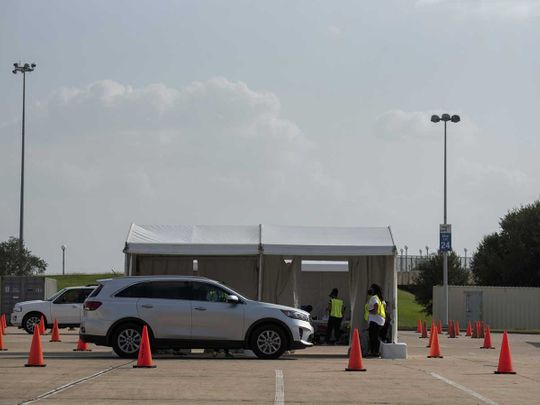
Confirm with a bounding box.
[439,224,452,252]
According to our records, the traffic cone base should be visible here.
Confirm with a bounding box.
[73,338,91,351]
[344,328,366,372]
[133,364,156,368]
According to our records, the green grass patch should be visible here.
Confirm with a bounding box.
[48,273,122,290]
[398,288,431,329]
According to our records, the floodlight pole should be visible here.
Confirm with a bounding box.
[13,62,36,250]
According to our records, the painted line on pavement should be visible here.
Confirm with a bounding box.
[430,372,498,405]
[19,360,133,404]
[275,369,285,405]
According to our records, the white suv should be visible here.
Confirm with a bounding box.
[11,286,96,334]
[80,276,314,359]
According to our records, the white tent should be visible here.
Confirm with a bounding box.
[124,223,397,341]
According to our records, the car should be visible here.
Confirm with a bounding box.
[11,286,96,334]
[80,276,314,359]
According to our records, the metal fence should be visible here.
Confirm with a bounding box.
[397,255,470,272]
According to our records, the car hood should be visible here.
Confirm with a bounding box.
[15,300,46,307]
[250,300,309,315]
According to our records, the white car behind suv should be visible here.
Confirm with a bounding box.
[11,286,96,334]
[80,276,314,359]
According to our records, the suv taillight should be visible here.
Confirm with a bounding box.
[84,301,102,311]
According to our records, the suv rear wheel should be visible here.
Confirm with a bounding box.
[112,323,143,358]
[23,312,43,335]
[250,324,287,359]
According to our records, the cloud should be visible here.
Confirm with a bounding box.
[327,25,343,38]
[415,0,540,20]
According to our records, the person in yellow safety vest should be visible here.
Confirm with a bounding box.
[326,288,344,345]
[364,283,386,357]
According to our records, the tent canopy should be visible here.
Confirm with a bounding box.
[125,224,395,257]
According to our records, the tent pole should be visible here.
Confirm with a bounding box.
[258,253,263,301]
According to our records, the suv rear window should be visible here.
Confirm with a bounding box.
[116,281,191,300]
[88,285,103,298]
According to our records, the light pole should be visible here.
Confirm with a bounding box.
[61,245,67,275]
[425,245,429,257]
[12,62,36,250]
[464,248,468,269]
[404,245,408,271]
[431,113,460,327]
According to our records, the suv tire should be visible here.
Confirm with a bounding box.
[112,323,144,358]
[22,312,44,335]
[250,324,287,359]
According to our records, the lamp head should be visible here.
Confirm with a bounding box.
[61,244,67,251]
[451,114,460,123]
[431,115,440,123]
[441,113,451,121]
[31,63,36,68]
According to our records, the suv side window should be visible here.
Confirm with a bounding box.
[54,289,85,304]
[192,282,229,303]
[116,281,191,300]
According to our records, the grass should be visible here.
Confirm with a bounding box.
[47,274,429,330]
[397,288,431,329]
[48,273,121,290]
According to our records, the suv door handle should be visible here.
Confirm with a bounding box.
[194,307,207,311]
[141,304,153,309]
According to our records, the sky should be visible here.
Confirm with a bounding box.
[1,0,539,274]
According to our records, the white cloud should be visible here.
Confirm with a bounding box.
[415,0,540,20]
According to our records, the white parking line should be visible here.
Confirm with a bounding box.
[19,360,133,404]
[430,372,499,405]
[275,369,285,405]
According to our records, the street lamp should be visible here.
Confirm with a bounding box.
[61,245,67,275]
[400,248,404,271]
[12,62,36,250]
[431,112,460,327]
[425,246,429,256]
[404,245,408,271]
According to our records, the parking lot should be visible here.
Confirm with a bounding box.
[1,328,540,404]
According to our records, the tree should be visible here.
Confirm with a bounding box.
[471,201,540,286]
[0,238,47,276]
[413,252,470,314]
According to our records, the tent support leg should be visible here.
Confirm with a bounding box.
[257,253,263,301]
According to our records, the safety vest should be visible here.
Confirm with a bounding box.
[329,298,344,318]
[364,295,386,321]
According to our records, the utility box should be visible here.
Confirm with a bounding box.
[0,276,58,323]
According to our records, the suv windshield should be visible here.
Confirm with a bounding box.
[47,288,67,301]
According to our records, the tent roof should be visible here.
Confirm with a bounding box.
[125,224,395,256]
[262,225,395,256]
[125,224,260,255]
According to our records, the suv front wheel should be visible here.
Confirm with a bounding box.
[112,323,143,358]
[250,324,287,359]
[23,312,44,335]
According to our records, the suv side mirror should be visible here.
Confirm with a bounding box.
[226,295,239,304]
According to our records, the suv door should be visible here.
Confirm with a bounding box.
[135,281,191,339]
[191,282,245,341]
[51,288,93,324]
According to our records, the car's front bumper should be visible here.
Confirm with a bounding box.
[10,313,22,327]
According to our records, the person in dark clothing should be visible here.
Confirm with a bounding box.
[326,288,344,345]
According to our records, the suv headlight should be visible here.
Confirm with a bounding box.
[13,306,22,312]
[281,310,310,322]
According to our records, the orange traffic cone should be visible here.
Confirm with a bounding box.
[428,324,443,358]
[494,331,515,374]
[455,320,460,336]
[481,325,495,349]
[417,319,422,333]
[427,321,435,348]
[39,316,46,335]
[25,325,46,367]
[73,337,91,351]
[447,320,455,338]
[345,328,366,372]
[0,323,7,351]
[479,321,485,339]
[437,320,442,334]
[466,320,472,337]
[420,321,428,338]
[1,314,6,334]
[49,319,61,342]
[134,325,156,369]
[472,321,478,338]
